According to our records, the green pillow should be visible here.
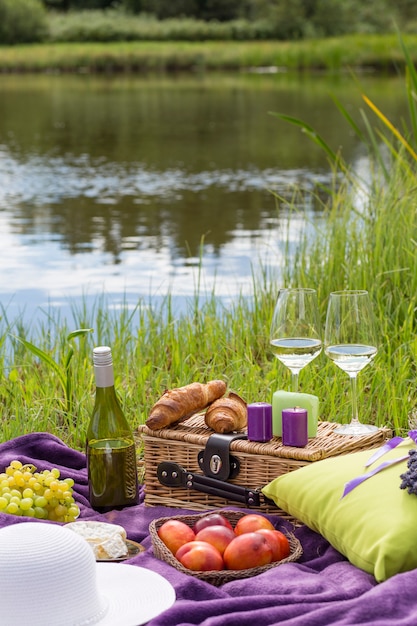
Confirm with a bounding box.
[262,437,417,582]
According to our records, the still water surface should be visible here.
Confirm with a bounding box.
[0,71,408,326]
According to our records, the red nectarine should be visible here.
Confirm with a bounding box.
[157,519,195,556]
[255,529,290,562]
[193,512,234,534]
[223,532,273,570]
[234,513,275,535]
[176,540,224,571]
[195,524,236,555]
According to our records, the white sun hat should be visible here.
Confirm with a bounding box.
[0,521,176,626]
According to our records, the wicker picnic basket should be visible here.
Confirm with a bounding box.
[149,509,303,586]
[137,413,391,514]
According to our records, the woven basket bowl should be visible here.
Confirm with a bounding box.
[149,509,303,586]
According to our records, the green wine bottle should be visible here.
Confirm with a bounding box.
[86,346,139,512]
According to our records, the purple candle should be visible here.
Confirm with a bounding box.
[247,402,272,442]
[282,406,308,447]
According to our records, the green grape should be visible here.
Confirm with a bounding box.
[13,471,25,487]
[6,502,19,514]
[20,497,34,511]
[34,506,48,519]
[54,504,67,518]
[0,460,80,521]
[42,489,52,502]
[34,496,47,508]
[67,505,80,519]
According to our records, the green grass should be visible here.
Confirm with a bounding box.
[0,33,417,73]
[1,33,416,451]
[0,150,416,451]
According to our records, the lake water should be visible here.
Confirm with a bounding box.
[0,70,408,327]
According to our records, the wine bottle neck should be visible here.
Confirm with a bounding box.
[94,364,115,388]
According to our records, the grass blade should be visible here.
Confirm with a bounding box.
[11,334,66,390]
[269,112,341,166]
[362,94,417,163]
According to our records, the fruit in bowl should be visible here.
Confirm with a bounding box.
[256,528,291,561]
[176,540,224,571]
[193,512,234,534]
[157,519,195,556]
[223,532,273,570]
[156,511,292,573]
[234,513,275,535]
[195,524,236,555]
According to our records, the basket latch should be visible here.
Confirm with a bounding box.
[197,433,247,481]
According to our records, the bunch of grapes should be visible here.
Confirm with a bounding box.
[400,449,417,496]
[0,460,80,522]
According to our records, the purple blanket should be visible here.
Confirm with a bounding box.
[1,433,415,626]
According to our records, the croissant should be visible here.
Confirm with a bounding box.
[145,380,227,430]
[204,392,247,434]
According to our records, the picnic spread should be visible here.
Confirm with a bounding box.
[2,430,417,626]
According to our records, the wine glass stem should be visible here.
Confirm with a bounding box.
[349,374,360,425]
[291,371,299,393]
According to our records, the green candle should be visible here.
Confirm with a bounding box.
[272,390,319,438]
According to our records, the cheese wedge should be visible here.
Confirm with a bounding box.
[66,521,128,560]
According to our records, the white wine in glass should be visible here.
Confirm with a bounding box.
[324,290,379,436]
[270,288,322,392]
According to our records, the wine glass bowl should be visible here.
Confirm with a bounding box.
[269,288,322,392]
[324,290,379,436]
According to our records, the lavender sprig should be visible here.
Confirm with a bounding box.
[400,448,417,496]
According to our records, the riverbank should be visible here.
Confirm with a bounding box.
[1,151,416,448]
[0,32,416,450]
[0,33,415,73]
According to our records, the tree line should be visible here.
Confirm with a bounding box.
[1,0,417,46]
[44,0,417,35]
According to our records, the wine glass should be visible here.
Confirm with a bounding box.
[269,288,322,392]
[324,290,379,436]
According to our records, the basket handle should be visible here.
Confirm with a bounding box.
[157,461,262,507]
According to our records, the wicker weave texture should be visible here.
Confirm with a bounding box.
[149,509,303,586]
[137,416,391,513]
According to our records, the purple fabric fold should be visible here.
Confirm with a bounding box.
[1,432,417,626]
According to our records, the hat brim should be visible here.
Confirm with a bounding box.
[96,563,175,625]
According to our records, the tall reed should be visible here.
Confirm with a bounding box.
[0,156,415,451]
[1,39,417,449]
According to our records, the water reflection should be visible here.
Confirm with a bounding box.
[0,71,408,323]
